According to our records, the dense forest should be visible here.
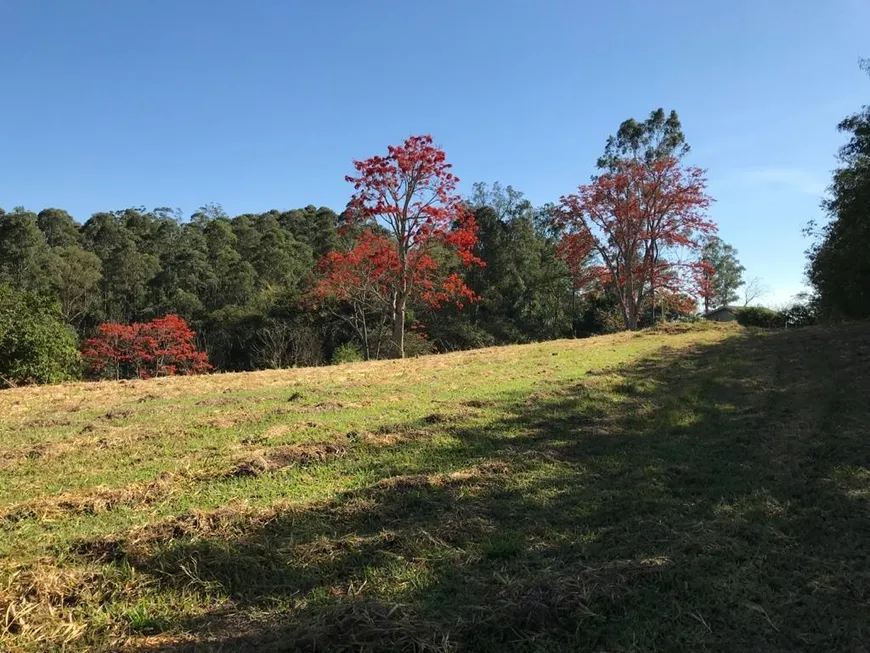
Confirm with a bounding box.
[0,191,600,376]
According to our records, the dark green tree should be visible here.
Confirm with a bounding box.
[597,108,689,170]
[279,205,339,258]
[460,183,573,343]
[202,218,256,310]
[248,213,312,290]
[698,236,745,312]
[0,284,80,387]
[0,207,56,293]
[37,208,81,247]
[50,245,103,327]
[81,212,161,322]
[807,60,870,318]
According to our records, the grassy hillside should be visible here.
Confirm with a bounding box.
[1,322,869,651]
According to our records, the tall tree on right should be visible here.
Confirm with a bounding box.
[556,110,716,330]
[695,236,745,312]
[807,60,870,318]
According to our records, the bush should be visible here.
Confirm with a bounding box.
[423,320,498,351]
[0,284,80,387]
[82,315,212,379]
[735,306,785,329]
[402,330,435,357]
[331,342,363,364]
[780,302,817,328]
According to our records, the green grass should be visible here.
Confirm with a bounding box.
[1,321,869,651]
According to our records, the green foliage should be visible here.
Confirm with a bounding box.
[807,60,870,318]
[0,182,625,378]
[780,300,817,328]
[597,107,689,169]
[699,236,745,311]
[735,306,784,329]
[575,293,625,336]
[37,208,81,247]
[401,330,435,358]
[49,245,103,326]
[0,208,55,294]
[461,185,574,344]
[330,342,363,364]
[0,284,80,387]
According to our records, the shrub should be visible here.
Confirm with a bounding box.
[82,314,211,379]
[0,284,80,387]
[735,306,785,329]
[331,342,364,365]
[402,330,435,358]
[780,302,817,328]
[423,320,497,351]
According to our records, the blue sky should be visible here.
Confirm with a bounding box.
[1,0,867,305]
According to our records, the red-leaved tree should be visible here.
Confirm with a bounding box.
[555,156,715,330]
[312,230,397,360]
[691,259,717,313]
[339,135,483,357]
[82,314,211,379]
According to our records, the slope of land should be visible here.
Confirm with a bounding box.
[1,322,869,652]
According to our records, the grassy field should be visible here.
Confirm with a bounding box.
[1,321,869,652]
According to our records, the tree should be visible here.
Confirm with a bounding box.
[312,230,395,360]
[806,60,870,318]
[556,156,715,330]
[82,314,211,380]
[742,276,769,306]
[82,212,160,322]
[557,110,716,330]
[342,135,482,357]
[469,182,531,222]
[37,208,82,247]
[0,284,80,387]
[252,317,322,369]
[279,205,339,258]
[50,245,103,326]
[695,236,745,312]
[201,218,256,310]
[464,185,574,343]
[0,208,56,293]
[597,108,689,171]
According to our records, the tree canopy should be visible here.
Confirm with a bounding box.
[807,60,870,318]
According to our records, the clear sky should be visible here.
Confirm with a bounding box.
[1,0,867,305]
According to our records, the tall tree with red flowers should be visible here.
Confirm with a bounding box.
[342,135,482,357]
[555,110,716,330]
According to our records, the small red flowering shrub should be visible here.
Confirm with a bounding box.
[82,314,211,380]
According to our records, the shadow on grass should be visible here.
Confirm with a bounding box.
[119,324,870,652]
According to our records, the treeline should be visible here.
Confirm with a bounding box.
[3,107,771,386]
[0,190,588,376]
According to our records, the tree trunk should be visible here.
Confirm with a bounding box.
[392,292,406,358]
[571,282,576,338]
[625,293,640,331]
[361,313,370,361]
